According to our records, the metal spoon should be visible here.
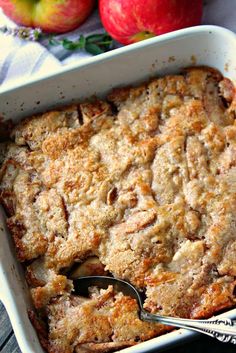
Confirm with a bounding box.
[73,276,236,344]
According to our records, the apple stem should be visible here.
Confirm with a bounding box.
[0,26,114,55]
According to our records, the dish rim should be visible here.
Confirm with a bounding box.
[0,24,236,353]
[0,25,235,96]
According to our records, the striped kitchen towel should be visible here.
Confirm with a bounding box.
[0,10,61,86]
[0,8,104,86]
[0,0,236,87]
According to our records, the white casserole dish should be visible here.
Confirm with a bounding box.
[0,25,236,353]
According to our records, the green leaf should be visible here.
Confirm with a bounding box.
[86,33,113,47]
[46,32,113,55]
[86,34,107,43]
[62,39,82,50]
[97,40,113,45]
[85,43,104,55]
[78,34,86,49]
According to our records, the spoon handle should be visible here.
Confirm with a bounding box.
[141,311,236,344]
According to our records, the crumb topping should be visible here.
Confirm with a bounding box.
[1,67,236,353]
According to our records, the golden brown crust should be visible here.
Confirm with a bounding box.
[1,67,236,353]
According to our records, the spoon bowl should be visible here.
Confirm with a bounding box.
[73,275,143,307]
[73,276,236,344]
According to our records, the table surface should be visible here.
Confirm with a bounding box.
[1,301,236,353]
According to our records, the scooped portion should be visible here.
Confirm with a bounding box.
[46,286,165,353]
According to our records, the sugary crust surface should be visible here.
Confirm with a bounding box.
[1,67,236,353]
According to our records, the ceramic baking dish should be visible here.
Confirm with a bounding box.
[0,25,236,353]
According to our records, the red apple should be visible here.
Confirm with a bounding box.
[99,0,203,45]
[0,0,95,33]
